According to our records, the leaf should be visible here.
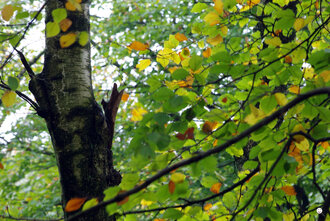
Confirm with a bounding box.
[204,11,220,26]
[201,176,218,188]
[214,0,223,15]
[284,55,292,64]
[274,93,288,106]
[202,48,212,58]
[176,127,194,140]
[78,31,89,46]
[293,18,305,31]
[59,18,72,32]
[189,54,203,71]
[210,182,222,194]
[244,104,265,125]
[128,41,149,51]
[204,203,212,211]
[52,8,67,23]
[116,190,129,205]
[121,92,129,102]
[8,76,19,91]
[281,186,296,196]
[207,34,223,46]
[82,198,98,211]
[202,121,217,134]
[136,59,151,71]
[120,173,139,190]
[168,180,175,194]
[2,91,16,107]
[131,107,147,121]
[265,37,282,47]
[60,33,77,48]
[46,22,60,38]
[170,173,186,183]
[1,5,14,21]
[66,0,82,11]
[65,197,87,212]
[191,3,208,13]
[0,162,4,169]
[174,33,188,42]
[289,85,300,94]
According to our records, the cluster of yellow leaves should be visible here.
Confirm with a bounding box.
[131,107,147,121]
[157,48,180,68]
[1,4,14,21]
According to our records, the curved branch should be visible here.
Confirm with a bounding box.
[67,87,330,220]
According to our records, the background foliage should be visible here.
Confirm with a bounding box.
[0,0,329,220]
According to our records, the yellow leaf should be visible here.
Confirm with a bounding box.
[128,41,149,51]
[281,186,296,196]
[295,138,309,152]
[265,37,282,47]
[274,93,287,106]
[207,34,223,46]
[202,121,217,134]
[1,5,14,21]
[202,48,212,58]
[131,107,147,121]
[210,182,222,194]
[60,33,77,48]
[204,11,220,26]
[168,66,179,74]
[65,2,76,11]
[121,93,129,102]
[65,197,87,212]
[292,124,307,142]
[175,33,188,42]
[289,85,300,94]
[141,199,153,206]
[2,91,16,107]
[136,59,151,72]
[213,0,223,15]
[244,104,265,125]
[164,35,179,49]
[59,18,72,32]
[293,18,305,31]
[170,173,186,183]
[220,25,228,36]
[303,67,315,79]
[157,48,176,67]
[170,52,181,64]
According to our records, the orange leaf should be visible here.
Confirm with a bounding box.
[175,33,188,42]
[117,190,129,205]
[213,0,223,15]
[121,92,129,102]
[320,141,329,149]
[0,162,4,169]
[210,182,222,194]
[207,35,223,46]
[204,203,213,211]
[281,186,297,196]
[213,139,218,147]
[202,48,212,58]
[284,55,292,64]
[128,41,149,51]
[289,85,300,94]
[168,180,175,194]
[65,2,76,11]
[59,18,72,32]
[65,197,87,212]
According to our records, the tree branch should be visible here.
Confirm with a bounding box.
[67,87,330,220]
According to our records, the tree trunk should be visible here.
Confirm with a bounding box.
[28,0,121,220]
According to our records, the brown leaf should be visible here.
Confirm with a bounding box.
[168,180,175,194]
[281,186,297,196]
[65,197,87,212]
[0,162,4,170]
[116,190,129,205]
[59,18,72,32]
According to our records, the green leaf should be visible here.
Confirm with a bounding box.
[260,95,277,114]
[200,176,218,188]
[46,22,60,38]
[8,76,19,91]
[120,173,139,190]
[78,31,89,46]
[163,208,183,219]
[308,50,330,73]
[153,87,174,102]
[189,54,203,71]
[82,198,98,211]
[147,76,162,92]
[154,112,170,125]
[104,186,120,201]
[51,8,67,23]
[172,68,189,80]
[199,156,217,173]
[191,3,208,13]
[243,161,259,170]
[223,192,237,210]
